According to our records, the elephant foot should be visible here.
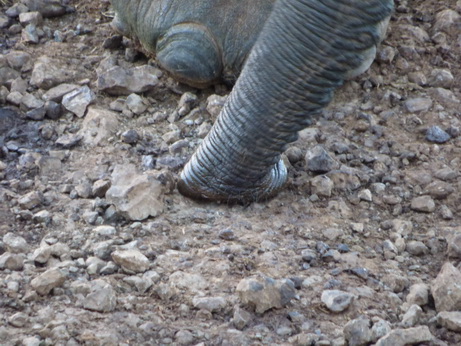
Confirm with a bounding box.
[111,14,130,37]
[156,23,223,88]
[177,159,288,203]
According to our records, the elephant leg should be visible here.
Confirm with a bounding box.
[178,0,393,203]
[156,23,223,88]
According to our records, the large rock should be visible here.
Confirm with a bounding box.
[30,268,66,295]
[236,276,295,314]
[431,262,461,312]
[78,107,120,146]
[30,56,71,89]
[375,326,433,346]
[61,85,95,118]
[321,289,355,312]
[97,65,162,96]
[437,311,461,332]
[106,164,165,220]
[83,279,117,312]
[111,249,150,273]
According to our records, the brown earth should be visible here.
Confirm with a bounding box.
[1,0,461,345]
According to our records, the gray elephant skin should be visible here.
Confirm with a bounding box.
[111,0,275,88]
[111,0,394,203]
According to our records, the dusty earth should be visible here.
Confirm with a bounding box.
[1,0,461,345]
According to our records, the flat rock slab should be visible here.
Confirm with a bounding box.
[375,326,433,346]
[97,65,162,96]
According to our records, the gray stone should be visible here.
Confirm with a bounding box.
[206,94,227,119]
[433,9,461,36]
[62,85,95,117]
[218,228,235,240]
[310,175,334,197]
[6,50,32,71]
[6,3,28,17]
[175,330,195,345]
[423,180,454,199]
[21,24,40,44]
[236,276,296,314]
[97,65,162,96]
[401,304,423,327]
[6,91,23,105]
[21,92,44,109]
[434,167,458,181]
[431,262,461,312]
[23,0,68,18]
[426,126,451,144]
[8,312,28,328]
[3,232,29,253]
[321,290,355,312]
[30,56,71,89]
[428,69,454,88]
[192,296,227,312]
[26,107,46,120]
[406,241,428,256]
[10,78,28,93]
[0,66,20,86]
[42,83,79,102]
[0,13,9,28]
[437,311,461,332]
[83,279,117,312]
[22,337,41,346]
[169,271,208,293]
[390,219,413,236]
[0,252,24,271]
[306,145,339,173]
[55,133,82,148]
[126,93,148,114]
[92,240,115,260]
[375,326,433,346]
[371,319,392,342]
[32,246,52,264]
[78,107,120,146]
[30,268,66,295]
[404,97,432,113]
[233,306,252,330]
[86,256,106,275]
[410,195,435,213]
[358,189,372,202]
[92,180,111,198]
[111,249,150,273]
[44,100,63,119]
[121,129,139,144]
[406,283,429,306]
[19,11,43,26]
[18,191,43,210]
[448,233,461,259]
[429,87,460,108]
[106,164,164,220]
[177,92,198,116]
[343,317,372,346]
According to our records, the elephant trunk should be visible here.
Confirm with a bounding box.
[178,0,393,202]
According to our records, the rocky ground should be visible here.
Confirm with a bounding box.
[1,0,461,345]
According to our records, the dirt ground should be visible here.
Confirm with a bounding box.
[1,0,461,345]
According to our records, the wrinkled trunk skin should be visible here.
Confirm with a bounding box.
[178,0,393,203]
